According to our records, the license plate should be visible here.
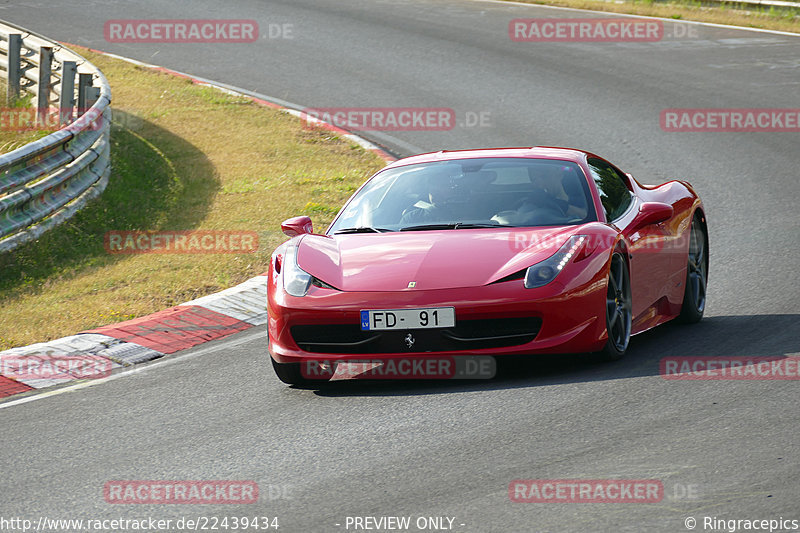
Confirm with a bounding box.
[360,307,455,331]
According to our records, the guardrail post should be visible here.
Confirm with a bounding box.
[59,61,77,124]
[86,86,100,109]
[36,46,53,124]
[77,72,95,113]
[0,22,112,254]
[6,34,22,105]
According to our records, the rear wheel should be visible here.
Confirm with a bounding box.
[599,252,632,361]
[678,213,707,323]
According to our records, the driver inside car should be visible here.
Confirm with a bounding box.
[517,165,588,220]
[399,169,459,225]
[491,164,588,225]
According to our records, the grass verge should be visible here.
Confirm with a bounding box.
[498,0,800,33]
[0,79,52,154]
[0,49,386,349]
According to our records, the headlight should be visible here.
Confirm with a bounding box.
[283,244,312,297]
[524,235,587,289]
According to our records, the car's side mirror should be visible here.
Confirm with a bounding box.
[281,216,314,237]
[632,202,672,231]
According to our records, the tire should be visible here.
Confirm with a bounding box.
[270,355,308,386]
[599,252,632,361]
[678,213,708,324]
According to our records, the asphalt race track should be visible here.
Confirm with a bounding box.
[1,1,798,531]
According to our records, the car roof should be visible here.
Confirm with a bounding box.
[382,146,599,170]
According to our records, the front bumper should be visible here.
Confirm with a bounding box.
[267,264,609,364]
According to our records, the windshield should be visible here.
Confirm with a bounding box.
[328,157,597,233]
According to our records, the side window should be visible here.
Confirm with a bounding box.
[587,158,632,221]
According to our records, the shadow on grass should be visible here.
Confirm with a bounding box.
[0,110,218,296]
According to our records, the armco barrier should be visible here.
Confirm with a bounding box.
[0,20,111,253]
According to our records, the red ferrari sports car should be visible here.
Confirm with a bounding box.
[267,147,707,384]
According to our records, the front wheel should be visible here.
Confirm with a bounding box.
[599,252,632,361]
[678,213,707,323]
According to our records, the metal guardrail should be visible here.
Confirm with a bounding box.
[0,20,111,254]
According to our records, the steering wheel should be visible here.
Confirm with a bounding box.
[515,194,569,216]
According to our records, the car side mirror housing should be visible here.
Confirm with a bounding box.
[632,202,673,231]
[281,216,314,237]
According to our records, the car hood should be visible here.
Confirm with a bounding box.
[296,226,583,292]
